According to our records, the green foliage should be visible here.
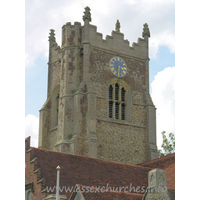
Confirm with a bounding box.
[71,89,76,94]
[67,132,72,139]
[158,131,175,157]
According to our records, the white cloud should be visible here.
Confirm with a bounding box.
[150,30,175,59]
[25,0,174,68]
[25,114,39,147]
[151,66,175,149]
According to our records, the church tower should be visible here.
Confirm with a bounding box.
[38,7,158,165]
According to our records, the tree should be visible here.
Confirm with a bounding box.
[158,131,175,157]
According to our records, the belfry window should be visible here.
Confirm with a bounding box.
[109,83,126,120]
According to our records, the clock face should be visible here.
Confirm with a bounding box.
[109,56,127,77]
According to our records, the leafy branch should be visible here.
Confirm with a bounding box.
[158,131,175,157]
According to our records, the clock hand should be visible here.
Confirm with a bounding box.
[120,66,126,70]
[118,66,123,76]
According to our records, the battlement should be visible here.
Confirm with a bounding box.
[48,6,150,61]
[87,24,148,59]
[58,20,149,59]
[49,6,150,63]
[61,21,82,47]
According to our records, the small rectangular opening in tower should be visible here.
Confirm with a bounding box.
[121,88,125,102]
[121,103,125,120]
[109,85,113,100]
[109,101,113,118]
[115,84,119,100]
[115,102,119,119]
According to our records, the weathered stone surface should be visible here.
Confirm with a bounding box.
[96,120,147,165]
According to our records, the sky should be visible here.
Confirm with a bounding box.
[25,0,175,150]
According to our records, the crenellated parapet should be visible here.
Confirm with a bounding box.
[49,11,149,61]
[49,7,150,63]
[61,22,82,48]
[86,23,149,59]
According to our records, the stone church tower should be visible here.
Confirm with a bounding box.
[38,7,158,165]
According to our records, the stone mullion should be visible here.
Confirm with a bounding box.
[112,83,115,119]
[119,85,122,120]
[121,86,126,120]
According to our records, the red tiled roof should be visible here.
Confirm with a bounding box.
[138,153,175,190]
[26,139,175,200]
[138,153,175,166]
[26,147,153,199]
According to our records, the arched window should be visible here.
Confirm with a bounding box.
[109,83,126,120]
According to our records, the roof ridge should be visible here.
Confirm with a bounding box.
[138,153,175,166]
[33,147,153,170]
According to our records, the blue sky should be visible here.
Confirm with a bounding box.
[25,56,48,117]
[25,0,175,149]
